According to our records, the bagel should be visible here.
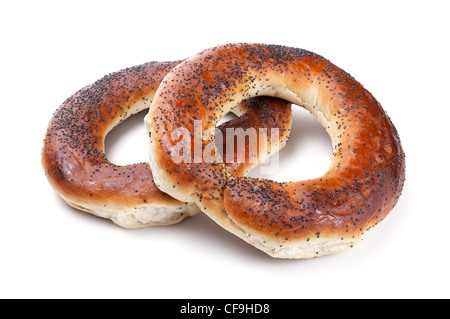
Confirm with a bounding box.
[42,60,292,228]
[146,43,406,258]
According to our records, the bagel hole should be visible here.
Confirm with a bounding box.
[103,106,331,183]
[214,112,237,161]
[104,110,253,167]
[104,110,149,166]
[216,112,238,126]
[246,105,332,182]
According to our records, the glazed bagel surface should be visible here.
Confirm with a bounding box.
[42,60,292,228]
[147,44,405,258]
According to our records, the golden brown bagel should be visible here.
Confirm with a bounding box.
[146,44,406,258]
[42,60,292,228]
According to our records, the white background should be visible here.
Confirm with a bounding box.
[1,0,449,299]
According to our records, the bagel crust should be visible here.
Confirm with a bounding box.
[147,44,406,258]
[42,60,292,228]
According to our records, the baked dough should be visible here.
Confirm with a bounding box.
[147,44,405,258]
[42,60,292,228]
